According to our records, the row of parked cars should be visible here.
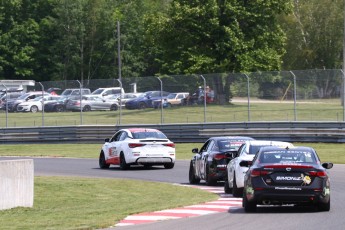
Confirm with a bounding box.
[0,87,191,113]
[0,87,192,113]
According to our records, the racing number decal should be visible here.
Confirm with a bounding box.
[108,147,118,157]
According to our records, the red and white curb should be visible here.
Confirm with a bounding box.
[115,185,242,227]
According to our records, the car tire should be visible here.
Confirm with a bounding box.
[83,105,91,112]
[138,102,146,109]
[205,164,216,186]
[119,153,129,170]
[224,178,232,194]
[232,174,243,197]
[99,152,110,169]
[164,162,175,169]
[30,105,38,113]
[243,193,257,212]
[318,198,330,211]
[55,105,64,112]
[189,161,200,184]
[110,104,118,111]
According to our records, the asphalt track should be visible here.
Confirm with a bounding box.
[2,157,345,230]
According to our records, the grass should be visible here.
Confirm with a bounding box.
[0,98,344,127]
[0,176,217,230]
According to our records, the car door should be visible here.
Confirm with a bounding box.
[104,131,123,164]
[228,143,246,184]
[196,140,212,179]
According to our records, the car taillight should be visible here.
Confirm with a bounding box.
[309,171,327,178]
[163,143,175,148]
[250,169,270,177]
[214,153,226,160]
[128,143,146,148]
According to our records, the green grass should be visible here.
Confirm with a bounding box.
[0,177,217,230]
[0,98,344,127]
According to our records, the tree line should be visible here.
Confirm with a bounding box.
[0,0,343,83]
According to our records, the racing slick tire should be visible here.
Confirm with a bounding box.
[99,152,110,169]
[119,153,130,170]
[232,174,243,197]
[189,161,200,184]
[243,193,257,212]
[317,198,330,211]
[224,178,232,194]
[205,164,217,186]
[164,162,175,169]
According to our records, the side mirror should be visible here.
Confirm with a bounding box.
[192,148,199,153]
[322,162,333,169]
[104,138,110,142]
[239,160,252,167]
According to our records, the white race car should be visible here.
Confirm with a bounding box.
[225,140,294,197]
[99,128,175,170]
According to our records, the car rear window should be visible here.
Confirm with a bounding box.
[260,150,317,163]
[132,131,167,139]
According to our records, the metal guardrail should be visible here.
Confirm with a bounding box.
[1,122,345,144]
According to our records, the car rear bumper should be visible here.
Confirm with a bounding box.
[135,157,174,165]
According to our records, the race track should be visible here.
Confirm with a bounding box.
[2,157,345,230]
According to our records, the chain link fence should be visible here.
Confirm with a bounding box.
[1,69,344,127]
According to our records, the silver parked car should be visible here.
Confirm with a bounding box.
[65,95,119,112]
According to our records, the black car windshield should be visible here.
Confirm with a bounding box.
[259,150,317,164]
[249,145,267,155]
[217,139,245,151]
[132,131,167,139]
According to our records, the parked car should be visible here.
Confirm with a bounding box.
[152,92,189,108]
[242,146,333,212]
[107,92,144,107]
[5,91,50,112]
[44,98,66,112]
[17,95,62,113]
[99,128,175,170]
[65,95,119,112]
[125,91,170,109]
[188,136,254,186]
[224,140,294,197]
[0,90,24,110]
[91,87,125,99]
[60,88,91,97]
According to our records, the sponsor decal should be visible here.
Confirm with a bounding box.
[302,175,311,185]
[275,187,302,191]
[276,176,302,181]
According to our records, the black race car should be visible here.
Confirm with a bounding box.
[242,146,333,212]
[188,136,254,186]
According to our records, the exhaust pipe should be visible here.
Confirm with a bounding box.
[262,200,271,205]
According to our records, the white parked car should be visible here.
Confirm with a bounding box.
[99,128,176,170]
[225,140,294,197]
[17,95,61,113]
[91,87,125,99]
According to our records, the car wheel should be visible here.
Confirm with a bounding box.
[99,151,110,169]
[138,102,146,109]
[224,178,232,194]
[55,105,64,112]
[110,104,118,111]
[318,197,330,211]
[119,153,129,170]
[30,105,38,113]
[83,105,91,112]
[164,162,175,169]
[243,193,257,212]
[232,174,243,197]
[189,161,200,184]
[205,164,216,186]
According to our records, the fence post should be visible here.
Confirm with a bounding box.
[76,80,83,125]
[156,77,163,124]
[1,84,8,127]
[115,78,122,125]
[38,82,44,126]
[289,71,297,121]
[200,75,206,123]
[340,70,345,121]
[243,74,250,121]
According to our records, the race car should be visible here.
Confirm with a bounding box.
[242,146,333,212]
[225,140,293,197]
[188,136,254,186]
[99,128,175,170]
